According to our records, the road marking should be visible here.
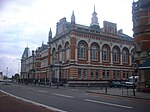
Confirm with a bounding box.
[0,89,67,112]
[33,89,48,93]
[54,93,74,99]
[84,99,133,109]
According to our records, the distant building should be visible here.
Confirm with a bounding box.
[20,47,30,82]
[35,43,49,83]
[132,0,150,90]
[20,6,134,84]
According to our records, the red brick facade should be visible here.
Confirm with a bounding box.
[132,0,150,89]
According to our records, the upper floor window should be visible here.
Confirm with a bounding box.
[113,47,119,63]
[78,42,87,60]
[58,46,63,62]
[102,46,109,62]
[52,50,57,64]
[65,44,70,61]
[122,49,128,64]
[91,45,98,61]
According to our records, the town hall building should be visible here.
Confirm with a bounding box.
[20,7,134,84]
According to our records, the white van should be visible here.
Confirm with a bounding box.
[125,76,139,87]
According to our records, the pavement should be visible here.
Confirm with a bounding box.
[0,90,57,112]
[85,87,150,100]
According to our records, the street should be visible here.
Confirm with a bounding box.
[0,83,150,112]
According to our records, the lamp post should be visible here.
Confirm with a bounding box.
[49,64,53,87]
[6,67,8,83]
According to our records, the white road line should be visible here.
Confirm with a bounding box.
[33,89,48,93]
[84,99,133,109]
[54,93,74,99]
[0,89,67,112]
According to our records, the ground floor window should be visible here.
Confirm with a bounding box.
[83,69,87,79]
[91,69,94,79]
[96,70,99,79]
[123,71,129,79]
[106,70,110,79]
[123,71,126,79]
[113,70,120,80]
[102,70,110,80]
[102,70,105,79]
[126,72,129,79]
[113,70,117,79]
[78,69,82,79]
[117,71,120,79]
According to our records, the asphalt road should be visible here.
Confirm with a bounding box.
[0,83,150,112]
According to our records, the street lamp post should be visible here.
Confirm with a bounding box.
[49,65,53,87]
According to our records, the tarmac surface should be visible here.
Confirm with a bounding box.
[0,91,55,112]
[0,84,150,112]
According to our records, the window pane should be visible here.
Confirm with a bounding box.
[83,69,87,79]
[113,48,119,63]
[91,70,94,79]
[91,46,98,61]
[102,47,108,62]
[96,70,99,79]
[78,44,86,59]
[78,69,82,79]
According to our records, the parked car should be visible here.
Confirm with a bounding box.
[3,79,12,85]
[109,81,122,88]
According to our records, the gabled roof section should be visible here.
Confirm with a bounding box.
[118,33,133,41]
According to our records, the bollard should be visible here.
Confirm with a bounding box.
[122,86,123,95]
[133,85,136,96]
[105,86,107,93]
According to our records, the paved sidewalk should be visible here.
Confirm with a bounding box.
[85,87,150,100]
[0,91,55,112]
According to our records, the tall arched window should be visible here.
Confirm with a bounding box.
[78,41,87,60]
[131,49,134,64]
[65,43,70,61]
[122,48,128,64]
[58,45,63,62]
[52,48,57,64]
[91,45,98,61]
[102,45,109,62]
[112,47,119,63]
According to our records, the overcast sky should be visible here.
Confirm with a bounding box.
[0,0,135,77]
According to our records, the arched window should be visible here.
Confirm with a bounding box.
[131,49,135,64]
[102,46,109,62]
[52,48,57,64]
[91,45,98,61]
[58,45,63,62]
[78,41,87,60]
[112,47,119,63]
[122,48,128,64]
[65,43,70,61]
